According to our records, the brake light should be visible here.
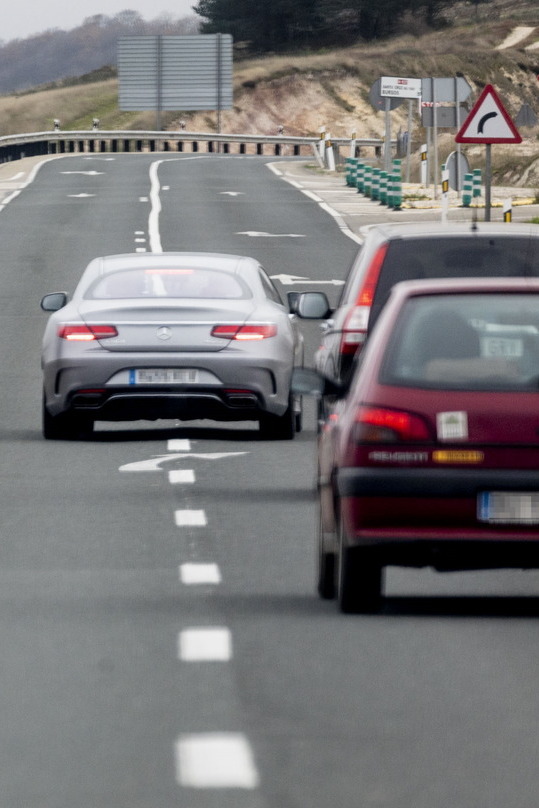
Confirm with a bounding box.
[353,406,430,443]
[58,324,118,341]
[211,324,277,340]
[340,243,389,356]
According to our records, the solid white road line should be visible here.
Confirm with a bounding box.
[178,627,232,661]
[179,563,222,584]
[169,469,196,484]
[176,733,260,789]
[175,510,207,527]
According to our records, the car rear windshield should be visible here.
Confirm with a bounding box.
[88,268,251,300]
[381,293,539,391]
[371,236,539,325]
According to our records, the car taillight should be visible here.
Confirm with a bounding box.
[58,325,118,341]
[340,243,389,355]
[353,406,430,443]
[211,324,277,340]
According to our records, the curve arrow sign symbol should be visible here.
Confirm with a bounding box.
[477,111,498,134]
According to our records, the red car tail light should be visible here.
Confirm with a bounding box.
[340,243,388,356]
[58,324,118,341]
[211,324,277,340]
[353,406,431,443]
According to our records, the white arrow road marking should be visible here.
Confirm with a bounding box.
[220,191,244,196]
[236,231,305,238]
[271,273,344,286]
[61,171,104,175]
[68,193,96,198]
[119,451,248,472]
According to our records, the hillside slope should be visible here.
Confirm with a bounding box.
[1,0,538,183]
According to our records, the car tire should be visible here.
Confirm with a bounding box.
[43,395,94,440]
[317,505,336,600]
[337,521,383,614]
[258,396,296,440]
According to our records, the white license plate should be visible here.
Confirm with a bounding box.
[482,337,523,358]
[478,492,539,524]
[130,369,199,384]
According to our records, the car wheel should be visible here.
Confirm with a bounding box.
[43,395,94,440]
[259,396,295,440]
[317,504,336,599]
[337,520,383,614]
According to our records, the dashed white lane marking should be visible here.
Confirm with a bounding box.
[179,563,222,585]
[168,439,191,451]
[179,627,232,661]
[175,733,260,789]
[175,509,207,526]
[169,469,195,484]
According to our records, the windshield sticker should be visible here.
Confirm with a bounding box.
[437,411,468,441]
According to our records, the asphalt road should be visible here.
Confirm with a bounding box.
[1,153,539,808]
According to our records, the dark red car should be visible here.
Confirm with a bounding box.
[306,277,539,613]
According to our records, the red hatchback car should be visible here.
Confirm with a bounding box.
[305,277,539,613]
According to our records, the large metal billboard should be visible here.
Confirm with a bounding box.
[118,34,233,112]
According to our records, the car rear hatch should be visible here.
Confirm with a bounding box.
[77,298,257,352]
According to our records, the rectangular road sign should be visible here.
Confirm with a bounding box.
[118,34,233,111]
[380,77,422,99]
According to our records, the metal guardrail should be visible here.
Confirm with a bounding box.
[0,130,385,164]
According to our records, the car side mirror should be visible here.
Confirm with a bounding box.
[41,292,68,312]
[288,291,332,319]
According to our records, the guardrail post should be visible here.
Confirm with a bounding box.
[503,198,512,222]
[473,169,482,198]
[356,161,365,194]
[371,167,380,201]
[379,170,388,205]
[462,173,473,207]
[364,165,372,198]
[392,159,402,211]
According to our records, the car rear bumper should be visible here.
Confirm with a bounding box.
[43,352,293,419]
[336,467,539,498]
[335,467,539,569]
[66,386,265,422]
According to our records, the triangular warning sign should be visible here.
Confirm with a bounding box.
[456,84,522,144]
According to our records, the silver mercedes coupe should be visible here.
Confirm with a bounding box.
[40,252,314,440]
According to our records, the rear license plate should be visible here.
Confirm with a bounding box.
[478,492,539,524]
[130,369,199,384]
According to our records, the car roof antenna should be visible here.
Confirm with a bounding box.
[471,207,478,232]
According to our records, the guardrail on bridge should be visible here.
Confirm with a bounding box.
[0,130,385,166]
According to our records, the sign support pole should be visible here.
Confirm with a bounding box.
[384,98,391,173]
[485,143,492,222]
[405,100,412,183]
